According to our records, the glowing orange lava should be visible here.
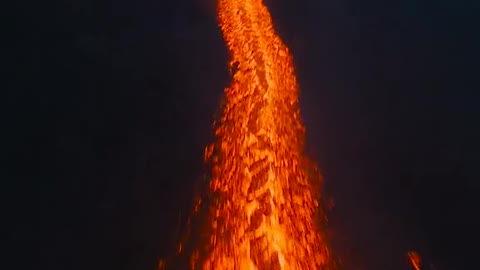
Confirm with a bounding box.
[408,251,421,270]
[185,0,333,269]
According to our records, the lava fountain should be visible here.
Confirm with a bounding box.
[175,0,334,269]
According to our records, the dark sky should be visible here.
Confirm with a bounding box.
[5,0,479,270]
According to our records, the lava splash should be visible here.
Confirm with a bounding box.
[184,0,333,269]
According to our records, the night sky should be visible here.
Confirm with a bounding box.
[6,0,479,269]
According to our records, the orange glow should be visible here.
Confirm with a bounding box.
[187,0,333,269]
[158,259,166,270]
[408,251,421,270]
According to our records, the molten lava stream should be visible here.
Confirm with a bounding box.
[186,0,334,269]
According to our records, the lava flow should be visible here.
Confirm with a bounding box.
[181,0,333,269]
